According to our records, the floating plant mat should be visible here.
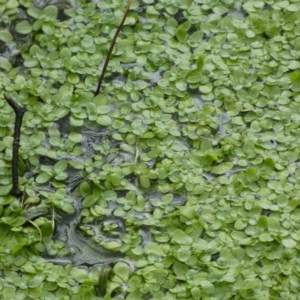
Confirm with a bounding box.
[2,0,300,299]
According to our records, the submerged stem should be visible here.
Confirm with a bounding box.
[94,0,131,96]
[4,93,26,198]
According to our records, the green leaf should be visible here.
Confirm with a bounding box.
[201,280,214,293]
[114,262,130,282]
[0,59,12,71]
[27,6,42,18]
[172,229,193,245]
[287,4,299,11]
[110,173,121,186]
[175,79,187,91]
[67,73,79,84]
[63,203,75,214]
[290,71,300,84]
[36,173,52,184]
[12,216,26,227]
[68,132,82,143]
[189,153,202,167]
[211,162,233,175]
[79,182,91,197]
[43,5,58,19]
[0,185,12,196]
[199,82,213,94]
[191,287,201,300]
[103,240,121,250]
[179,206,196,219]
[144,243,165,255]
[189,30,203,44]
[187,70,202,83]
[140,175,150,188]
[3,287,15,300]
[173,261,189,280]
[177,248,191,262]
[81,35,94,49]
[82,195,97,207]
[268,217,280,232]
[15,21,32,34]
[53,160,68,173]
[97,115,112,126]
[244,279,260,289]
[196,56,204,70]
[282,237,297,248]
[176,27,187,42]
[24,58,38,68]
[96,106,111,114]
[0,30,13,42]
[71,268,88,282]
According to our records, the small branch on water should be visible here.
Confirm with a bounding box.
[94,0,131,96]
[4,93,26,198]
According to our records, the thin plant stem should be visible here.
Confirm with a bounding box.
[94,0,131,96]
[4,93,26,197]
[28,220,43,242]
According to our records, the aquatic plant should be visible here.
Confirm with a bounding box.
[1,0,300,299]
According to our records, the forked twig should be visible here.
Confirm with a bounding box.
[94,0,131,96]
[4,93,26,197]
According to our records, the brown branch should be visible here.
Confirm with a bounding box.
[4,93,26,198]
[94,0,131,96]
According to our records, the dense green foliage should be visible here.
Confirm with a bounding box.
[1,0,300,299]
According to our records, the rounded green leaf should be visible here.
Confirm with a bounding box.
[68,132,82,143]
[67,73,79,84]
[175,80,187,91]
[82,194,97,207]
[0,30,13,42]
[211,162,233,175]
[63,203,75,214]
[0,59,12,71]
[176,27,187,42]
[172,229,193,245]
[15,21,32,34]
[42,23,55,35]
[3,287,15,300]
[97,115,112,126]
[187,70,202,83]
[43,5,58,19]
[114,262,130,282]
[103,240,121,250]
[79,182,91,197]
[282,238,297,248]
[36,173,52,184]
[27,7,42,18]
[199,82,213,94]
[196,56,204,70]
[53,160,68,173]
[71,268,88,282]
[140,175,150,188]
[191,287,201,300]
[111,173,121,186]
[96,106,111,114]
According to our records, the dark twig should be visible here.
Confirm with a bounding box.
[4,93,26,198]
[94,0,131,96]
